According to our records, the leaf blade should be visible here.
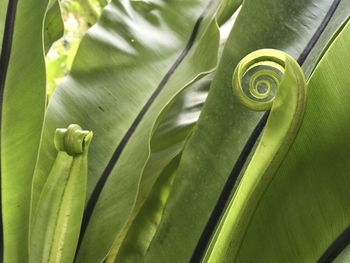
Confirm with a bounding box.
[0,0,48,261]
[33,1,221,262]
[142,1,340,262]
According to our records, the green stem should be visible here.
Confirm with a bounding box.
[204,49,307,262]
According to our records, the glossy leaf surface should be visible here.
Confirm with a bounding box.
[32,0,221,262]
[0,0,48,262]
[107,16,235,260]
[142,1,338,262]
[208,19,350,263]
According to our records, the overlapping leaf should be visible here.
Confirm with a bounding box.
[105,72,212,261]
[44,0,64,54]
[0,0,48,262]
[302,0,350,76]
[32,0,222,262]
[141,1,339,262]
[205,49,307,262]
[216,0,242,26]
[1,0,347,262]
[209,20,350,262]
[106,14,239,260]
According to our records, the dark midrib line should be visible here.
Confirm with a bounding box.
[75,1,213,256]
[297,0,341,65]
[318,226,350,263]
[0,0,19,261]
[190,0,341,261]
[190,113,269,263]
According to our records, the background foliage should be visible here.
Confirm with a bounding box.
[46,0,108,96]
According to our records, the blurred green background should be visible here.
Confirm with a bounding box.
[46,0,109,97]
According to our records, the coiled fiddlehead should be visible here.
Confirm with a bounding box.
[205,49,307,262]
[55,124,93,156]
[232,49,293,111]
[30,125,92,263]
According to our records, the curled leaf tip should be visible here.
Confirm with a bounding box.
[232,49,305,111]
[206,49,306,262]
[54,124,93,156]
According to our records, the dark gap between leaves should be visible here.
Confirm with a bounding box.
[75,0,214,258]
[0,0,19,261]
[191,0,342,261]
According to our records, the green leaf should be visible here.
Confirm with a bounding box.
[108,155,180,263]
[44,0,64,54]
[132,73,212,219]
[141,1,339,262]
[30,125,92,263]
[105,72,212,261]
[0,0,9,55]
[207,19,350,263]
[105,16,235,259]
[0,1,48,262]
[78,17,220,263]
[32,1,221,262]
[302,0,350,76]
[204,49,306,262]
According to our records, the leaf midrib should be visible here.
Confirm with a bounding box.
[76,0,214,254]
[190,0,342,261]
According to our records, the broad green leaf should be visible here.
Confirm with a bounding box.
[32,1,221,262]
[106,73,212,261]
[44,0,64,54]
[107,15,237,259]
[138,73,212,205]
[207,19,350,263]
[0,0,48,262]
[30,125,92,263]
[142,1,338,262]
[110,155,180,263]
[76,17,220,263]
